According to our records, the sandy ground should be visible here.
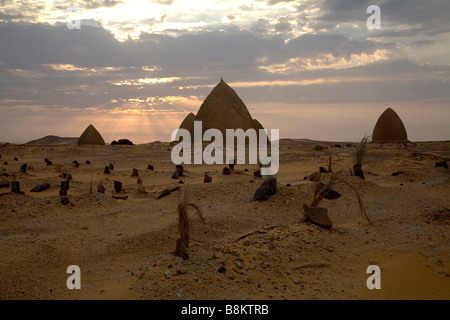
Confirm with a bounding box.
[0,140,449,300]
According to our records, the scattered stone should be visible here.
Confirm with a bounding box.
[313,145,324,151]
[114,180,122,193]
[59,185,67,196]
[319,167,327,173]
[303,204,332,229]
[113,195,128,200]
[346,144,353,148]
[72,160,79,168]
[392,171,403,176]
[14,157,18,161]
[204,172,212,183]
[218,265,227,274]
[109,163,114,170]
[223,167,231,175]
[30,183,50,192]
[97,184,105,194]
[147,164,154,170]
[46,160,53,166]
[353,164,365,180]
[131,168,139,177]
[137,177,143,185]
[175,238,188,260]
[104,166,110,174]
[86,160,91,165]
[171,165,184,179]
[308,172,319,181]
[334,144,342,148]
[436,161,448,169]
[11,181,24,194]
[20,163,27,173]
[254,177,277,201]
[178,180,184,184]
[0,181,10,188]
[61,180,70,190]
[253,169,261,178]
[3,161,7,165]
[244,168,249,172]
[157,187,180,199]
[111,139,134,145]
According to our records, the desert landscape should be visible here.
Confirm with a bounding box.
[1,1,449,302]
[1,138,449,300]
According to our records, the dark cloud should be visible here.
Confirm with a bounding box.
[316,0,450,37]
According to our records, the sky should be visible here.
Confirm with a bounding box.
[0,0,449,144]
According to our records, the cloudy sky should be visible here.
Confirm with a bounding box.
[0,0,449,144]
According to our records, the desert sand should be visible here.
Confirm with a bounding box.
[0,140,449,300]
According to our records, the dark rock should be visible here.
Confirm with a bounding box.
[11,181,24,194]
[72,160,79,168]
[109,163,114,170]
[436,161,448,169]
[20,163,27,173]
[131,168,139,177]
[104,166,110,174]
[391,171,403,176]
[319,183,341,200]
[44,158,49,163]
[223,167,231,175]
[61,180,70,190]
[85,160,91,165]
[204,173,212,183]
[244,169,249,172]
[157,189,171,199]
[253,169,261,178]
[178,180,184,184]
[114,180,122,193]
[286,183,291,187]
[59,186,67,196]
[112,195,128,200]
[147,164,154,170]
[313,145,324,151]
[157,187,180,199]
[218,265,226,274]
[171,165,184,179]
[46,160,53,166]
[30,183,50,192]
[319,167,327,173]
[346,144,353,148]
[308,172,319,181]
[111,139,134,146]
[3,162,7,165]
[97,184,105,194]
[353,164,365,180]
[14,157,18,161]
[254,177,277,201]
[334,144,342,148]
[303,204,332,229]
[0,181,10,188]
[175,238,188,260]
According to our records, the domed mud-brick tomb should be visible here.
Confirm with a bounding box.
[372,108,409,143]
